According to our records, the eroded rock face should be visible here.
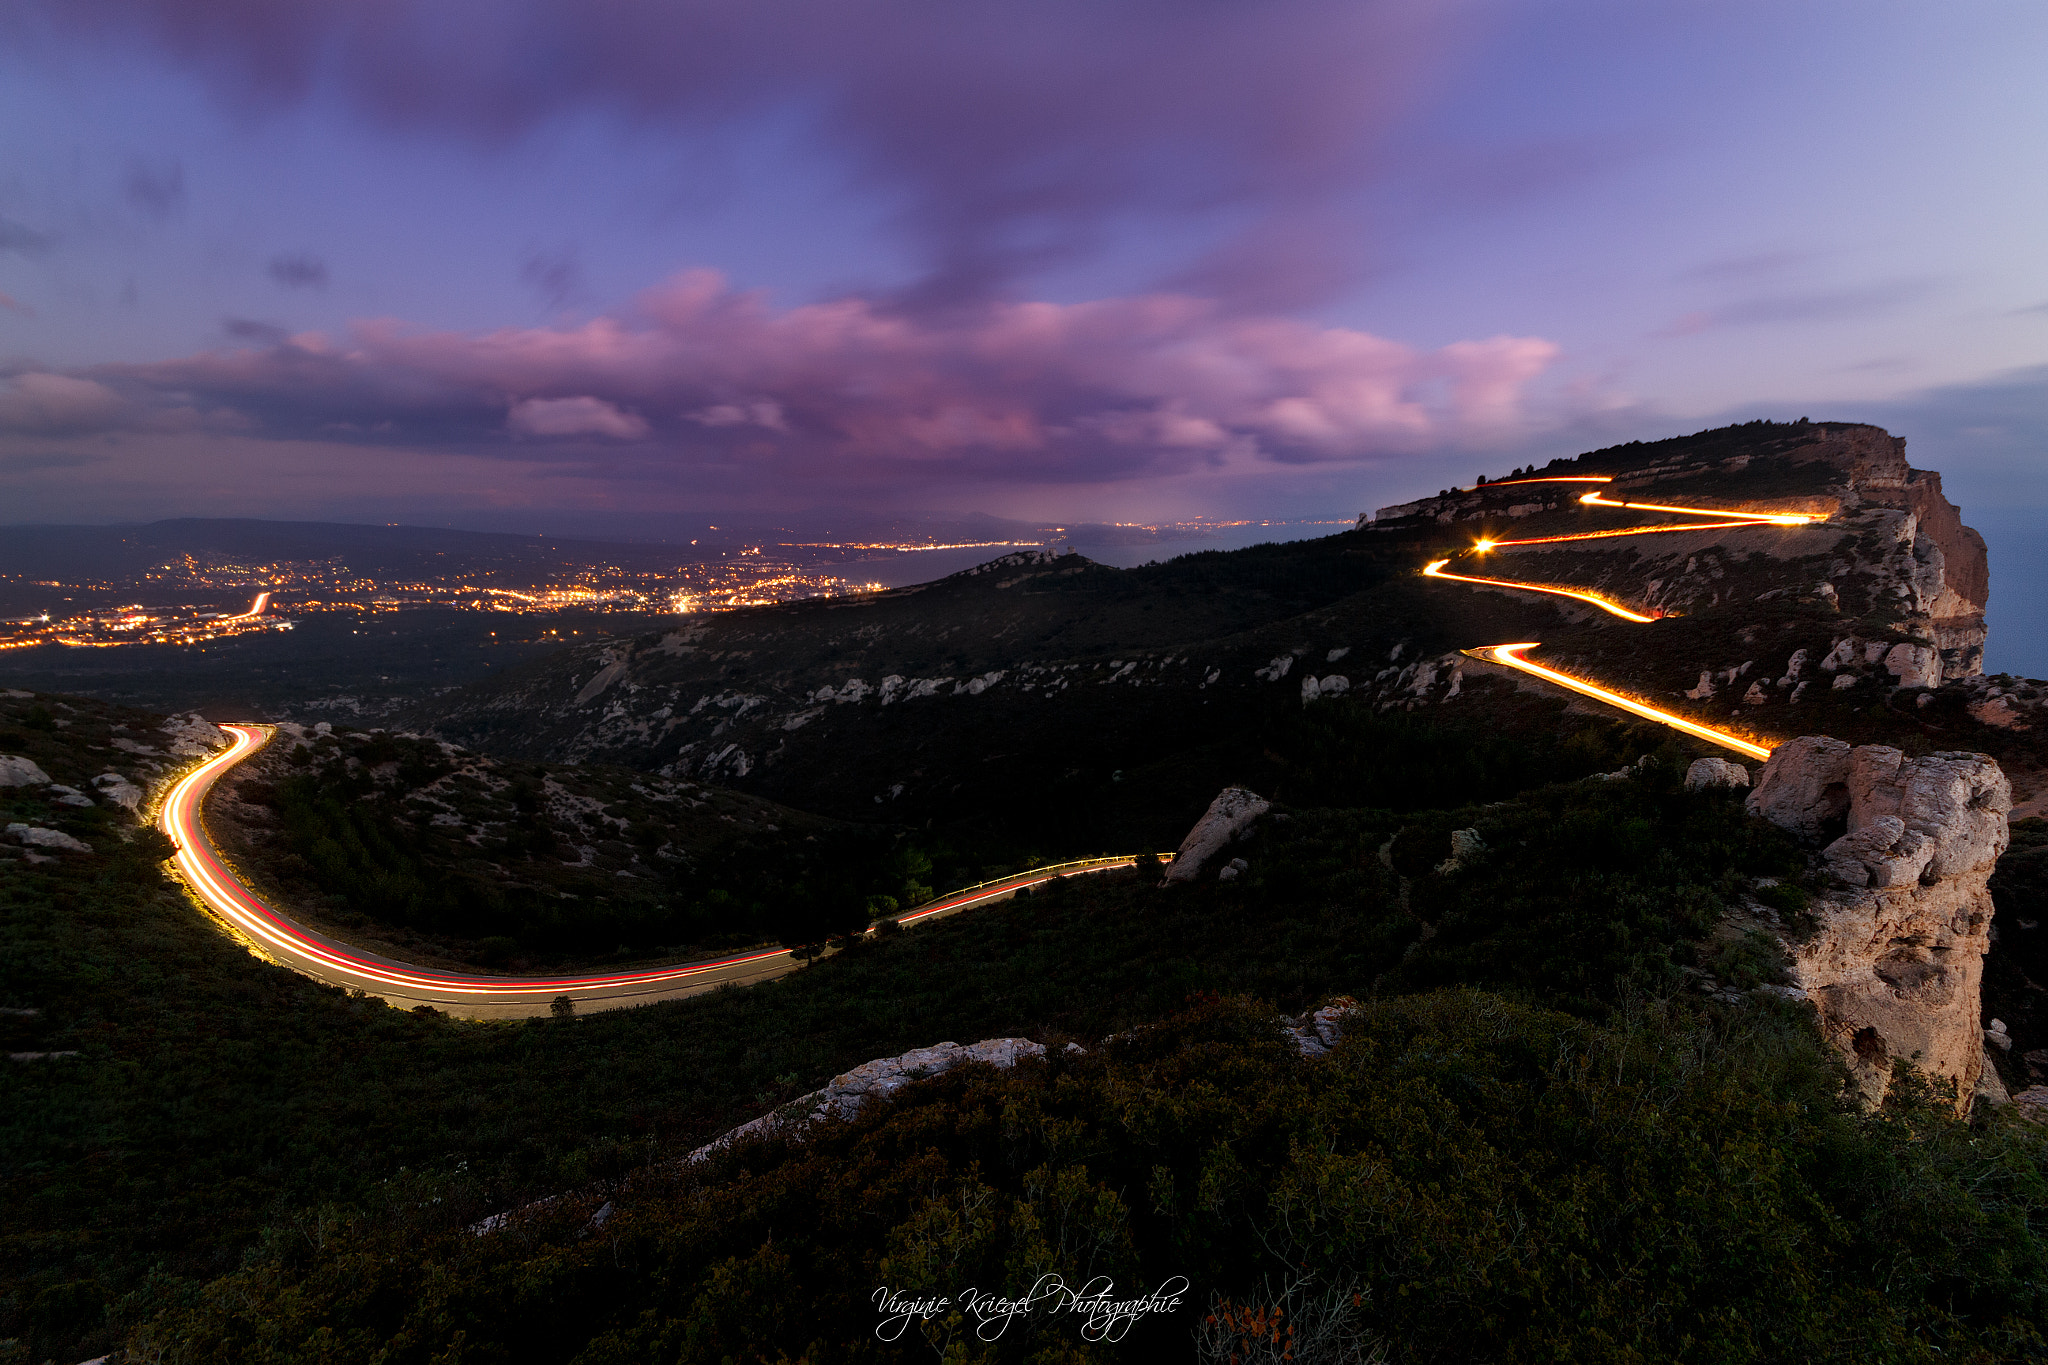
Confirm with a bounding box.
[1164,786,1271,883]
[1747,737,2010,1111]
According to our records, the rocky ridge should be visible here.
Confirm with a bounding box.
[1369,422,1988,682]
[1746,736,2011,1112]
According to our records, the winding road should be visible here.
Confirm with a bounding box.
[1427,476,1821,762]
[159,724,1151,1018]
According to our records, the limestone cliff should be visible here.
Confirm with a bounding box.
[1366,421,1990,680]
[1747,736,2011,1112]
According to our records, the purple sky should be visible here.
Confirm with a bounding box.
[1,0,2045,536]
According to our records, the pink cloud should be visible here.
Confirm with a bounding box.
[102,271,1563,487]
[507,395,650,440]
[0,373,127,433]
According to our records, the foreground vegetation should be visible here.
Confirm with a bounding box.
[4,683,2046,1363]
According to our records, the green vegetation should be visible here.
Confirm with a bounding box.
[5,689,2047,1362]
[216,726,915,971]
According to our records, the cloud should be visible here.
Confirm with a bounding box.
[0,217,53,255]
[0,373,127,433]
[223,317,291,345]
[1658,278,1939,338]
[0,292,33,316]
[14,0,1465,306]
[94,269,1565,489]
[508,395,650,440]
[122,155,186,220]
[267,254,328,289]
[521,246,583,311]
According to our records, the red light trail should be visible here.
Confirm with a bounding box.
[160,725,1158,1016]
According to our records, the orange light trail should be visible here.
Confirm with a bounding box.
[1482,519,1785,549]
[1467,643,1771,761]
[1418,472,1814,761]
[1577,490,1818,526]
[1423,559,1656,623]
[227,591,271,620]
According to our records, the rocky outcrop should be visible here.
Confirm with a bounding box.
[161,712,230,757]
[0,755,51,787]
[92,772,144,813]
[5,823,92,853]
[1367,423,1989,682]
[1685,757,1749,791]
[1747,736,2010,1111]
[687,1037,1050,1163]
[1288,997,1360,1056]
[1164,787,1270,883]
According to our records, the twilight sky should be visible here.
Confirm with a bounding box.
[1,0,2045,538]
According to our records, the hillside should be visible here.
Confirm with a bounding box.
[11,419,2048,1361]
[10,685,2048,1361]
[401,421,2045,853]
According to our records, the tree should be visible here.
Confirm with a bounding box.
[550,995,574,1018]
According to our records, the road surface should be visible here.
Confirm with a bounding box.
[160,724,1153,1019]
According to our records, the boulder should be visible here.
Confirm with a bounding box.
[160,712,229,758]
[92,772,144,813]
[0,755,51,787]
[1883,642,1941,690]
[1163,787,1271,883]
[46,784,94,808]
[1745,736,1851,839]
[1684,757,1750,791]
[1748,737,2010,1112]
[5,823,92,853]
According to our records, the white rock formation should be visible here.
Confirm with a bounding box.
[1163,787,1271,882]
[0,755,52,787]
[688,1037,1048,1163]
[1883,642,1942,691]
[1684,757,1750,791]
[1747,736,2010,1111]
[92,772,144,813]
[5,823,92,853]
[160,712,229,757]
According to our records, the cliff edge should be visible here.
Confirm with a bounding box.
[1747,735,2011,1113]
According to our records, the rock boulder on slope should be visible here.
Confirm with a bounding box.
[1163,786,1271,883]
[0,755,52,787]
[1747,736,2010,1112]
[1684,757,1750,791]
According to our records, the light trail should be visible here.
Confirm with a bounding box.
[1466,643,1772,762]
[159,724,1159,1016]
[1423,559,1657,623]
[1577,490,1818,526]
[1482,520,1781,549]
[1419,470,1818,761]
[228,591,272,619]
